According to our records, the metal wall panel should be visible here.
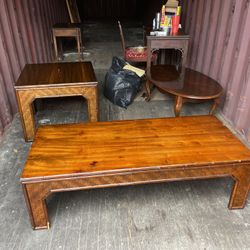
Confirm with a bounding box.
[182,0,250,143]
[0,0,68,137]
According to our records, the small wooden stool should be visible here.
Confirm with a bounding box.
[52,23,82,61]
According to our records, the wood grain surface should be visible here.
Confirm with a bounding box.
[15,62,97,88]
[21,115,250,180]
[156,68,223,99]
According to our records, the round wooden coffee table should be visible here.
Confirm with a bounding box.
[147,68,223,116]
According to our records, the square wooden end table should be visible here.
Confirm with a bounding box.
[15,62,99,142]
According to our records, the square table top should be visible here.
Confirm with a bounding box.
[21,115,250,181]
[15,62,97,89]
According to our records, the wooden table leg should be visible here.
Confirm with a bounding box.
[174,96,183,117]
[76,34,81,61]
[145,80,153,102]
[59,38,64,60]
[85,86,99,122]
[210,97,220,114]
[16,91,36,141]
[53,32,59,61]
[23,183,50,230]
[229,166,250,209]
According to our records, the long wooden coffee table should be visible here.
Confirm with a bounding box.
[20,116,250,230]
[15,62,98,142]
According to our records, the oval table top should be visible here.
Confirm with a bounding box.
[149,67,223,100]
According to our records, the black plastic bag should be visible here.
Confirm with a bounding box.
[111,56,126,73]
[104,57,142,108]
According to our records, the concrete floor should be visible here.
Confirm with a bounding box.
[0,20,249,250]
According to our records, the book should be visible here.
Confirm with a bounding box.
[123,65,145,77]
[166,0,179,8]
[165,0,179,14]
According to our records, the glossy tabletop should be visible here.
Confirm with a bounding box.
[15,62,97,88]
[152,68,223,99]
[21,116,250,180]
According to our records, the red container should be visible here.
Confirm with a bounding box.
[171,15,180,34]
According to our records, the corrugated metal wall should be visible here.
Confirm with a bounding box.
[181,0,250,143]
[0,0,68,137]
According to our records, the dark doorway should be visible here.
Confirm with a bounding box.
[76,0,164,25]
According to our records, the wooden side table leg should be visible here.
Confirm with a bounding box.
[53,33,58,61]
[85,86,99,122]
[174,96,183,117]
[23,184,50,230]
[210,97,220,114]
[145,80,153,102]
[59,38,64,60]
[76,34,81,61]
[16,91,36,141]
